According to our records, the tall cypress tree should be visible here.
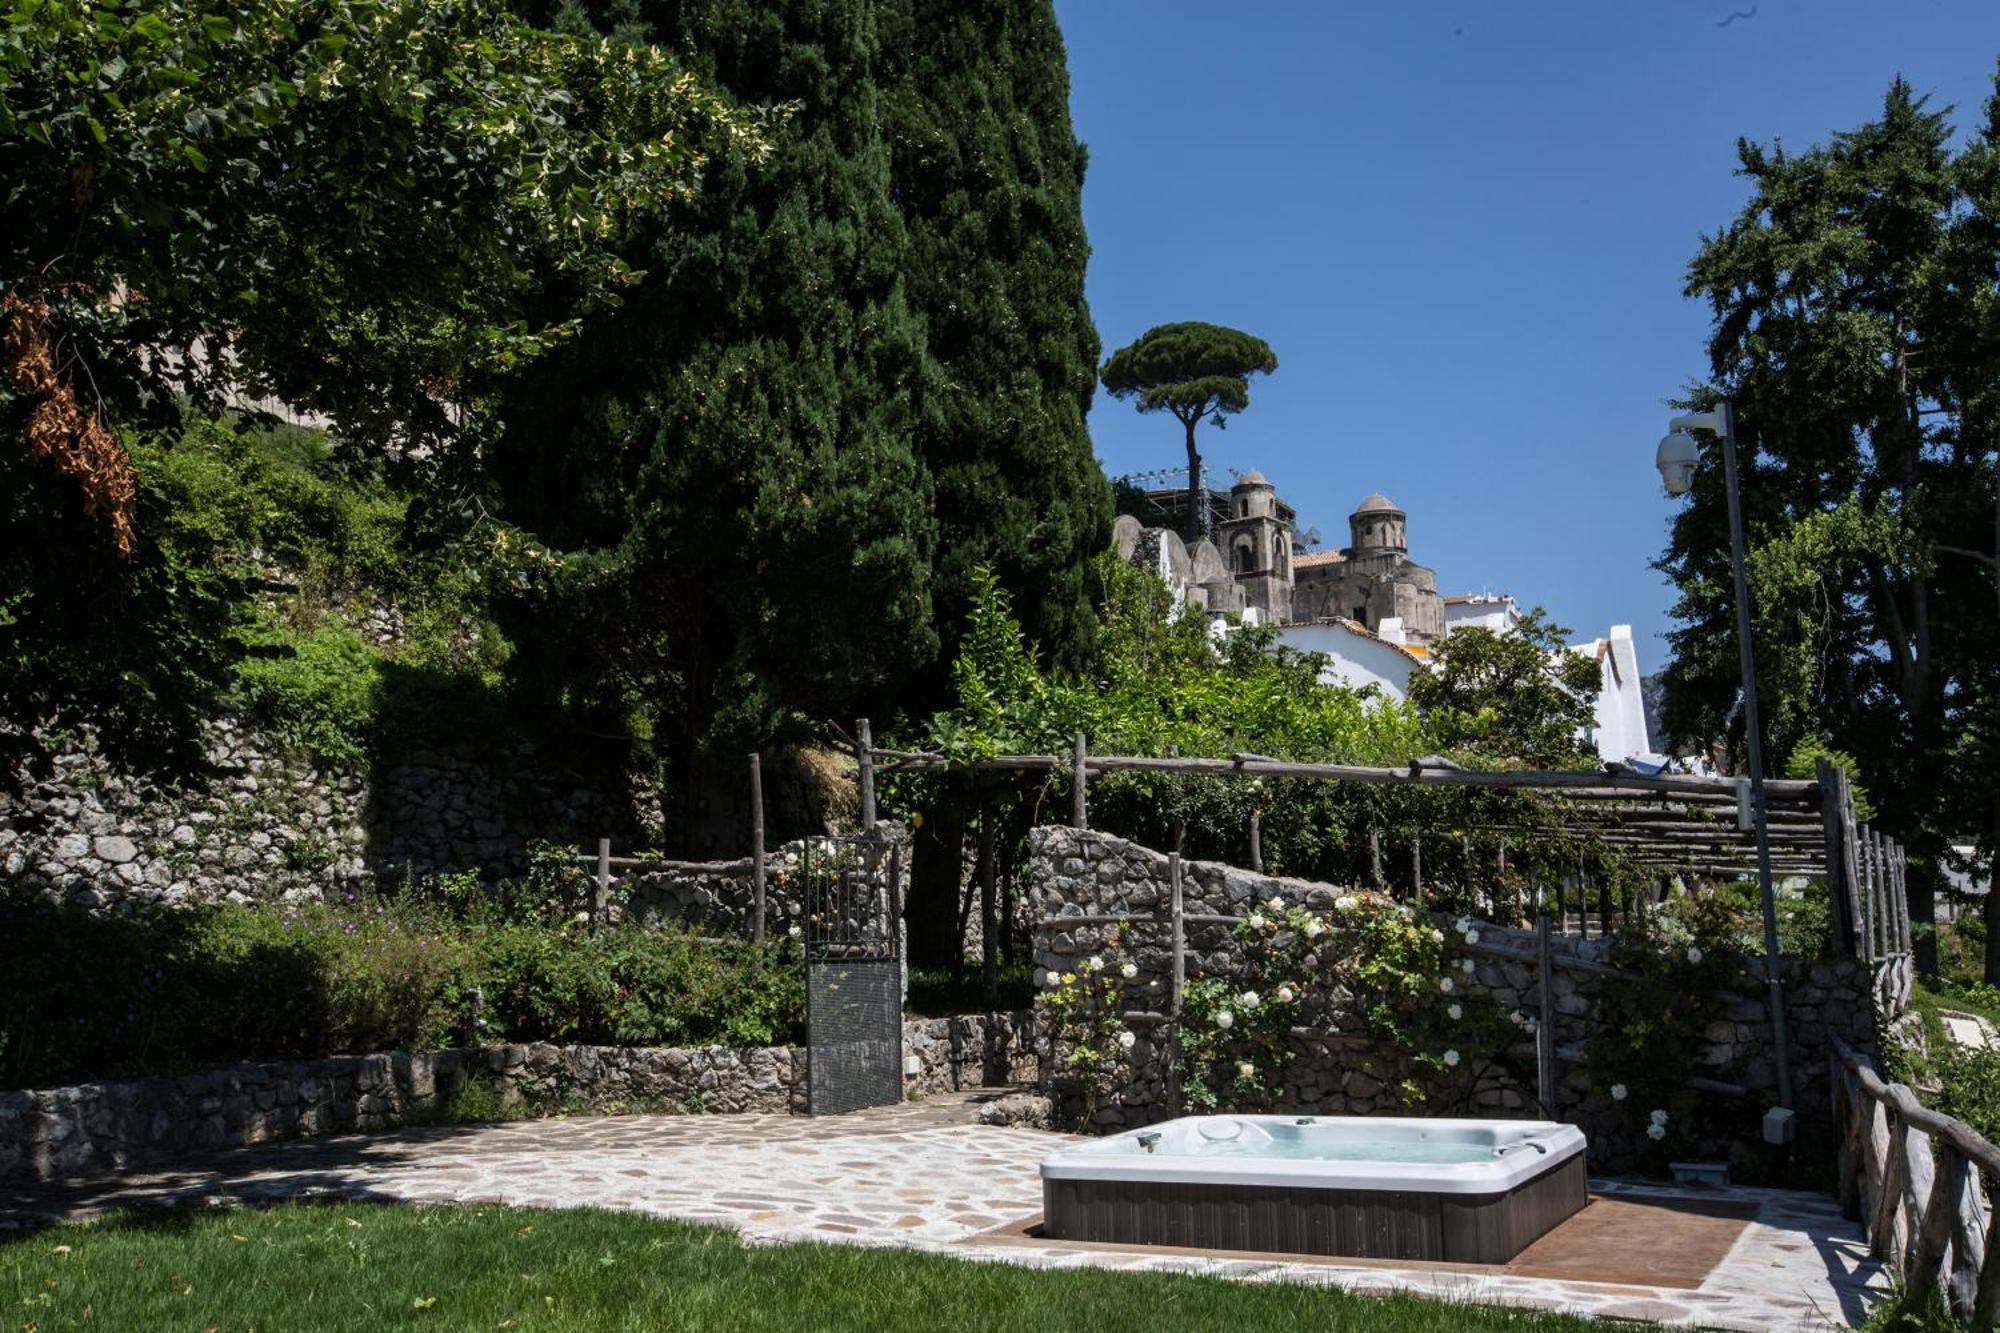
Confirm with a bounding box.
[880,0,1109,682]
[492,0,939,848]
[495,0,1108,859]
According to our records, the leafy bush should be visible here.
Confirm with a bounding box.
[0,889,804,1090]
[233,619,383,768]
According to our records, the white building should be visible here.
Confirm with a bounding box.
[1442,592,1521,635]
[1271,618,1424,703]
[1566,625,1665,769]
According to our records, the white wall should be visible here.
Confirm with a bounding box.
[1444,595,1520,635]
[1272,622,1418,702]
[1569,624,1657,766]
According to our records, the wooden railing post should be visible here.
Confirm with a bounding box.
[1167,850,1185,1117]
[1248,809,1263,874]
[1535,908,1557,1117]
[1909,1139,1961,1306]
[856,717,876,831]
[1818,757,1859,956]
[750,752,766,945]
[594,837,611,928]
[1071,732,1088,830]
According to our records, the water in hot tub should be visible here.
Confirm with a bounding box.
[1143,1119,1523,1165]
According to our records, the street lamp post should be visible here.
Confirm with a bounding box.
[1656,399,1796,1117]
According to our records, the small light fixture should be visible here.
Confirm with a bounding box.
[1656,430,1699,495]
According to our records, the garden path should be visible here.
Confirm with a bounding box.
[1,1091,1889,1330]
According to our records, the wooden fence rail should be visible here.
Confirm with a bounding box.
[1833,1037,2000,1322]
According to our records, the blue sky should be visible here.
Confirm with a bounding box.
[1056,0,1998,662]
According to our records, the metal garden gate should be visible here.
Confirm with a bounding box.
[801,833,903,1115]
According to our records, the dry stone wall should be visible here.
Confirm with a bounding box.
[0,1012,1036,1186]
[1,721,654,913]
[1027,826,1880,1176]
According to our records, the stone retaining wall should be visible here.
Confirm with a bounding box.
[1,722,653,914]
[1026,826,1878,1175]
[0,1013,1036,1185]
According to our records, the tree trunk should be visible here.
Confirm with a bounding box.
[907,800,965,969]
[1181,411,1203,543]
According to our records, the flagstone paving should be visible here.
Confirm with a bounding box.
[1,1091,1890,1329]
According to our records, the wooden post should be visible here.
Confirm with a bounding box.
[1369,822,1384,888]
[1577,861,1590,942]
[1248,809,1263,874]
[1818,757,1859,956]
[979,803,998,1010]
[1168,849,1186,1117]
[594,837,611,928]
[1909,1140,1961,1306]
[1535,909,1557,1116]
[1599,868,1614,937]
[750,753,766,945]
[1072,733,1089,829]
[1411,831,1423,903]
[856,717,877,832]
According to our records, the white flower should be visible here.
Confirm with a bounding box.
[1215,1010,1235,1030]
[573,910,591,923]
[1116,1029,1137,1050]
[1523,1017,1539,1033]
[1460,958,1475,975]
[1275,986,1295,1003]
[1237,1061,1257,1079]
[1509,1010,1526,1027]
[1610,1083,1628,1102]
[1268,895,1286,912]
[1085,955,1104,973]
[1431,927,1445,944]
[1447,1003,1462,1020]
[1439,977,1455,994]
[1334,895,1357,913]
[1646,1123,1667,1141]
[787,924,802,939]
[1044,970,1062,987]
[1649,1109,1669,1127]
[1238,990,1261,1009]
[1120,962,1138,979]
[1247,913,1266,931]
[1463,928,1480,945]
[1443,1049,1461,1067]
[1455,916,1471,933]
[1304,919,1325,938]
[1686,945,1704,964]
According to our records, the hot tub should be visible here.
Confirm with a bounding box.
[1040,1115,1587,1263]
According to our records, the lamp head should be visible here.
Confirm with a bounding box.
[1656,430,1699,496]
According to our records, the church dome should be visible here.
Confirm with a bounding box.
[1353,492,1402,515]
[1234,469,1272,489]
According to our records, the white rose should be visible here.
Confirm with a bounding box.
[1431,928,1445,944]
[1686,945,1704,964]
[1239,990,1261,1009]
[1247,913,1266,931]
[1460,958,1475,975]
[1610,1083,1628,1101]
[1268,895,1285,912]
[1085,955,1104,973]
[1044,970,1062,987]
[573,911,591,923]
[1334,895,1357,913]
[1215,1010,1235,1030]
[1463,928,1480,945]
[1447,1003,1462,1020]
[1509,1010,1525,1026]
[1237,1061,1256,1079]
[1646,1123,1667,1141]
[1116,1029,1137,1050]
[1455,916,1471,933]
[1304,919,1325,938]
[787,924,802,939]
[1649,1109,1669,1127]
[1120,962,1138,979]
[1275,986,1294,1003]
[1443,1049,1461,1068]
[1439,977,1455,994]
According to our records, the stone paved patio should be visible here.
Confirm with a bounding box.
[1,1091,1890,1329]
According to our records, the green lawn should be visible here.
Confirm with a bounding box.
[0,1201,1607,1332]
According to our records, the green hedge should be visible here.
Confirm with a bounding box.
[0,891,803,1091]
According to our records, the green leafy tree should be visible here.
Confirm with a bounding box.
[0,0,760,767]
[1658,75,2000,974]
[1406,610,1601,768]
[1100,322,1278,541]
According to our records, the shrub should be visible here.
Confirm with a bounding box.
[0,889,805,1090]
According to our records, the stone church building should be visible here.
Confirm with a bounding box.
[1112,471,1445,645]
